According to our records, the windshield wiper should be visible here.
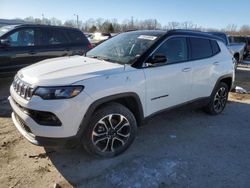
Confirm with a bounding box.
[87,55,123,64]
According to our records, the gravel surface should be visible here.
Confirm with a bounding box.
[0,65,250,188]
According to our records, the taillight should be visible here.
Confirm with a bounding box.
[88,43,92,49]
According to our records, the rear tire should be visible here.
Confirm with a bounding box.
[81,103,137,158]
[204,82,229,115]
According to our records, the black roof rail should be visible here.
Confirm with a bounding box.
[12,24,81,30]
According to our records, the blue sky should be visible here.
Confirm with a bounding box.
[0,0,249,29]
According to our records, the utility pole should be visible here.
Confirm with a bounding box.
[42,14,44,24]
[74,14,79,29]
[131,16,134,29]
[154,19,157,30]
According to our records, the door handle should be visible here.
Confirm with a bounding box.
[28,51,36,55]
[182,68,191,72]
[213,62,220,66]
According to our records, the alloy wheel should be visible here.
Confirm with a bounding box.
[213,87,227,113]
[91,114,131,153]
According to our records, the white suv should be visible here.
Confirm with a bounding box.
[9,30,235,157]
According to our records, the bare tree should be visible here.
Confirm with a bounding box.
[239,25,250,35]
[50,17,62,26]
[64,20,76,28]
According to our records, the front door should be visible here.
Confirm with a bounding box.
[1,28,36,73]
[143,37,193,116]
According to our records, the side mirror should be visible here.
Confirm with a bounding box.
[0,39,10,47]
[148,53,167,64]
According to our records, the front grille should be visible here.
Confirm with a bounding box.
[14,113,32,134]
[12,76,34,100]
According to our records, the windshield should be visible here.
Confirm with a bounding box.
[86,32,160,64]
[0,25,16,37]
[230,36,246,43]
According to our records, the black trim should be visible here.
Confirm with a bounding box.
[151,94,169,101]
[213,74,233,92]
[144,97,210,122]
[12,98,62,126]
[34,136,79,148]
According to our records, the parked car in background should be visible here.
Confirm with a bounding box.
[247,36,250,58]
[0,24,91,77]
[9,30,234,157]
[89,32,112,46]
[208,32,246,65]
[229,35,249,59]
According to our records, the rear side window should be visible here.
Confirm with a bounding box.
[190,37,212,60]
[36,28,68,46]
[66,30,89,44]
[46,29,68,45]
[210,40,220,55]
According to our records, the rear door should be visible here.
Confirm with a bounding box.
[188,37,219,99]
[143,37,193,116]
[65,30,91,55]
[33,28,70,61]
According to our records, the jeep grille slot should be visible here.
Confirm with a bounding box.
[12,77,34,100]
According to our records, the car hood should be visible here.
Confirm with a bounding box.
[18,56,125,86]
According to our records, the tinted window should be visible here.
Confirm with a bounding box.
[210,40,220,55]
[155,37,188,64]
[66,30,88,44]
[231,36,246,43]
[247,37,250,44]
[46,29,68,45]
[7,29,34,47]
[190,37,212,60]
[35,28,68,46]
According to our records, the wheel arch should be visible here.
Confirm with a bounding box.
[76,92,144,137]
[212,74,233,95]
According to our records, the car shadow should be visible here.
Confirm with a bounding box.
[0,77,13,117]
[0,98,11,117]
[45,100,250,188]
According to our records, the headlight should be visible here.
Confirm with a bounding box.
[34,86,84,100]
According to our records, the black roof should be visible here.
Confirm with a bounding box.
[168,29,223,41]
[128,29,223,41]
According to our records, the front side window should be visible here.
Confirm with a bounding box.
[154,37,188,64]
[190,37,212,60]
[7,29,34,47]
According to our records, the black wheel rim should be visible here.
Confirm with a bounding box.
[213,87,227,113]
[91,114,131,153]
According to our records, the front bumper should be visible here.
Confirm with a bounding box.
[11,112,78,147]
[9,84,93,145]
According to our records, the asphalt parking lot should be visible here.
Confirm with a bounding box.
[0,61,250,188]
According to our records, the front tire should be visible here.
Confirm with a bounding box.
[82,103,137,158]
[204,82,229,115]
